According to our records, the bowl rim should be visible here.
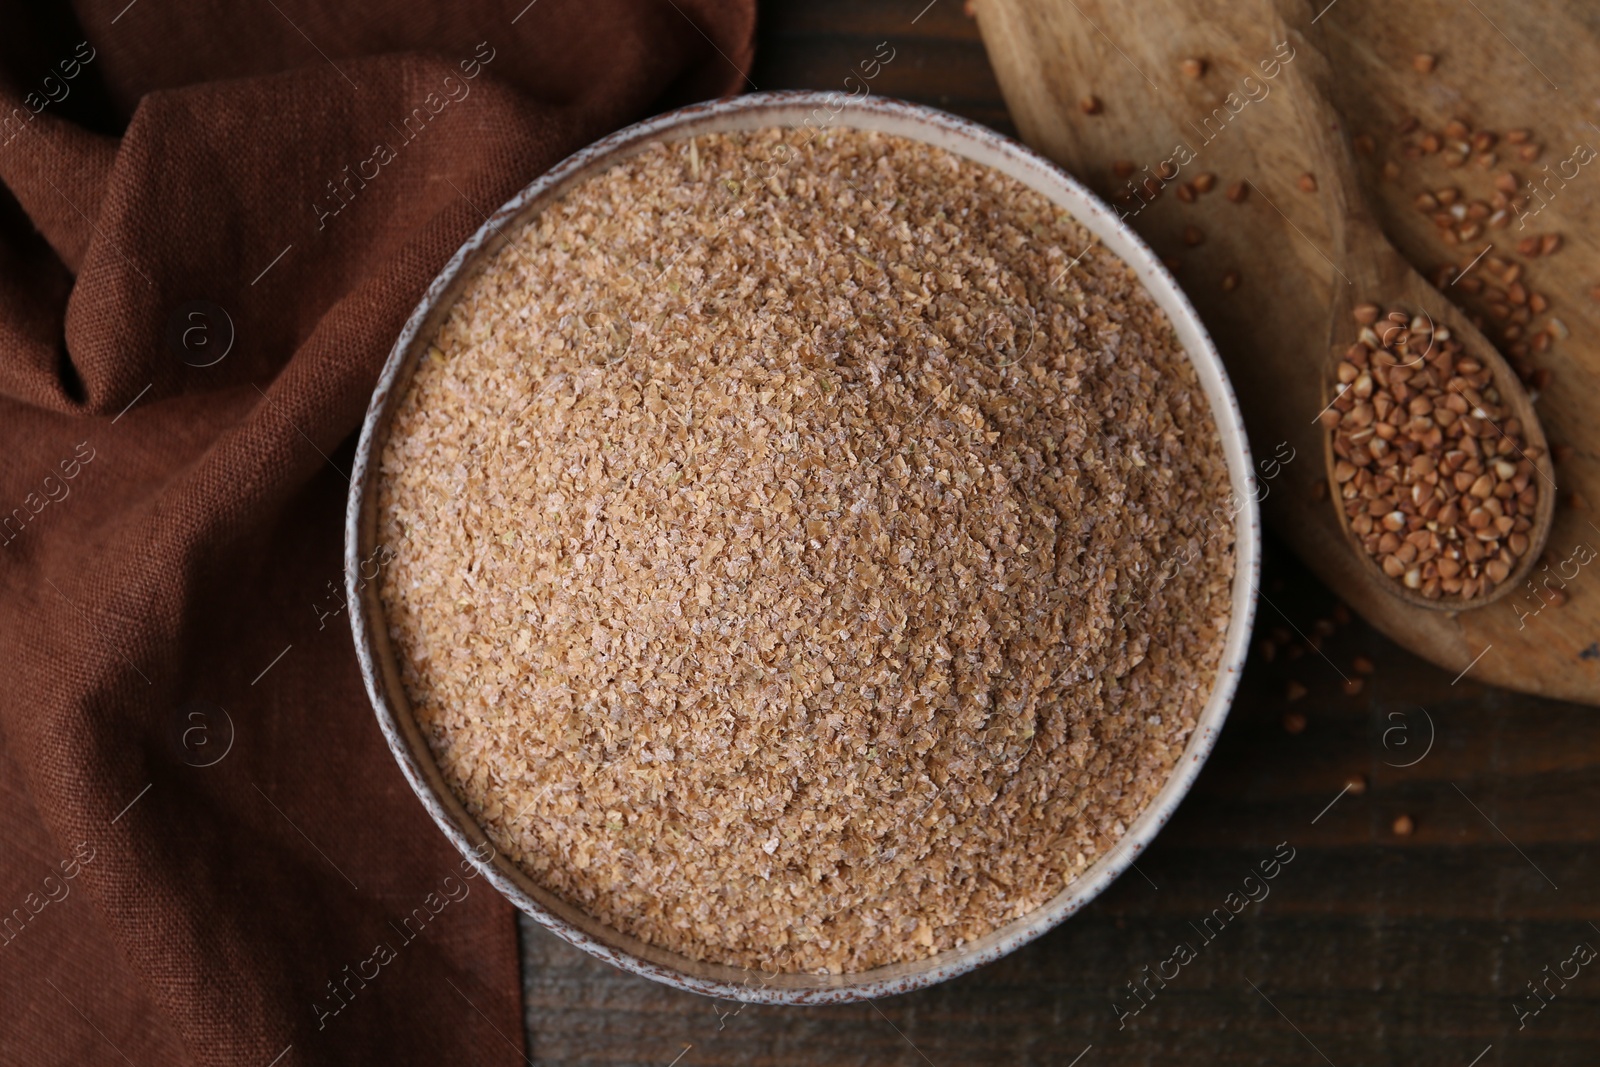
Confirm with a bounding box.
[345,89,1261,1005]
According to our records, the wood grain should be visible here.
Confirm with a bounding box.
[517,3,1600,1063]
[973,0,1600,703]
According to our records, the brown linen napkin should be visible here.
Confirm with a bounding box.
[0,2,755,1064]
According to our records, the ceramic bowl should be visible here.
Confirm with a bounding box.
[346,90,1260,1005]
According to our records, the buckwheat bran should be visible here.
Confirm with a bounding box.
[376,127,1235,973]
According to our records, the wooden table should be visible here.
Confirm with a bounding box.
[520,3,1600,1063]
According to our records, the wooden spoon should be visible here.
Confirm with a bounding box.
[973,0,1600,698]
[974,0,1552,617]
[1272,8,1556,611]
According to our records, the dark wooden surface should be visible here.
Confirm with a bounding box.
[519,3,1600,1063]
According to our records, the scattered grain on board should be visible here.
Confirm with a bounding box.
[375,127,1237,974]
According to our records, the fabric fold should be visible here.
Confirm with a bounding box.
[0,2,756,1063]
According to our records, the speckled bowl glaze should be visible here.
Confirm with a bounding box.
[346,91,1260,1005]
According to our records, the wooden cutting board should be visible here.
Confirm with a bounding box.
[973,0,1600,703]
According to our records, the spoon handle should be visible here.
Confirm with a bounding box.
[1267,1,1396,293]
